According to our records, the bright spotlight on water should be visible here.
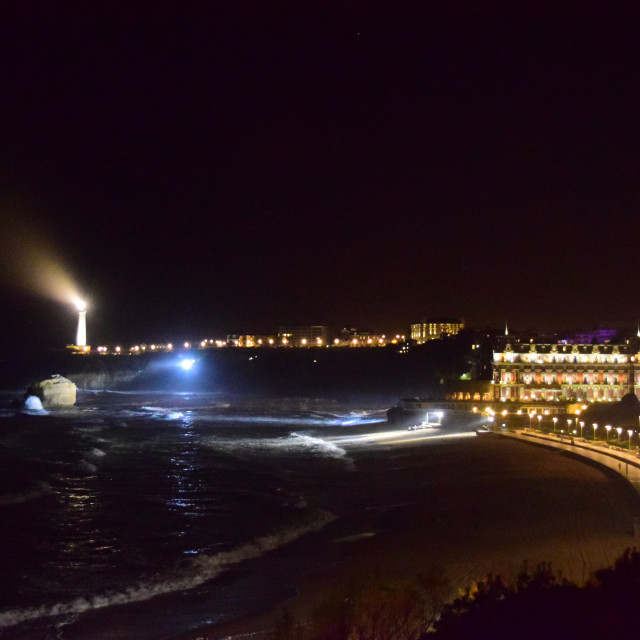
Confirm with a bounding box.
[179,359,195,371]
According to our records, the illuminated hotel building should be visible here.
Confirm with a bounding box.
[410,317,464,345]
[492,339,640,403]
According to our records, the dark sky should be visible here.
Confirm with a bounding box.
[2,2,640,349]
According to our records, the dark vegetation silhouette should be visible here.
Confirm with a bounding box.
[583,392,640,432]
[271,549,640,640]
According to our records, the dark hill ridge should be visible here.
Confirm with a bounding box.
[0,339,480,399]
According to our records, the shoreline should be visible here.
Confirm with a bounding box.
[168,434,640,640]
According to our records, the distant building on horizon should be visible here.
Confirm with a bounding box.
[410,317,465,345]
[226,334,275,347]
[336,327,388,346]
[277,325,327,347]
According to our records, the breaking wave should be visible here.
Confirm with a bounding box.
[77,460,98,474]
[290,433,355,470]
[142,406,185,420]
[0,510,336,628]
[85,447,106,458]
[202,432,355,470]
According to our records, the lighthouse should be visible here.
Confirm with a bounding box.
[76,300,87,347]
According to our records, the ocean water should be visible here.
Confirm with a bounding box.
[0,392,477,640]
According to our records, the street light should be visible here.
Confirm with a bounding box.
[616,427,623,442]
[567,418,572,434]
[552,417,558,432]
[605,424,612,443]
[537,415,542,430]
[629,430,634,450]
[593,423,598,442]
[579,421,584,439]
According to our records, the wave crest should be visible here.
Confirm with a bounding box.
[0,510,336,628]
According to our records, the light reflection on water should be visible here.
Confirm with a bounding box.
[167,411,202,521]
[0,395,473,638]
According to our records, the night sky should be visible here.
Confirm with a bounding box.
[2,3,640,351]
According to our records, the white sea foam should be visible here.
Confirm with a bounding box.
[141,406,185,420]
[0,510,336,628]
[202,433,355,470]
[77,460,97,474]
[195,410,384,427]
[290,433,355,470]
[23,396,48,415]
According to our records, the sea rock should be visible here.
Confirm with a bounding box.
[27,374,77,407]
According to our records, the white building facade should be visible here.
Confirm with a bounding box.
[493,340,639,403]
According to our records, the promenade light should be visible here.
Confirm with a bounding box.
[605,424,612,443]
[629,429,634,450]
[593,423,598,441]
[617,427,623,440]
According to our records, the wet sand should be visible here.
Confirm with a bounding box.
[170,434,640,640]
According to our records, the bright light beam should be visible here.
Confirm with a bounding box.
[179,359,195,371]
[330,430,477,447]
[0,205,84,307]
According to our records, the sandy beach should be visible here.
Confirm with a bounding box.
[168,434,640,640]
